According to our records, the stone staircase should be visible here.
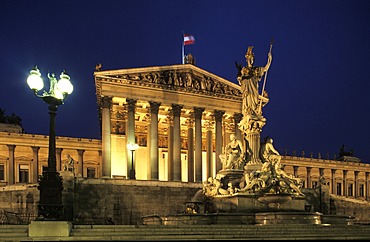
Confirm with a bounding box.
[0,225,29,241]
[1,224,370,240]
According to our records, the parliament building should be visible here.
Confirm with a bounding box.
[0,59,369,224]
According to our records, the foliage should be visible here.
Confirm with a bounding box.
[0,108,23,127]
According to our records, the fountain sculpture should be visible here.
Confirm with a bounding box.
[142,44,324,225]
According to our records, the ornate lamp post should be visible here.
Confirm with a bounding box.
[127,143,139,179]
[27,66,73,220]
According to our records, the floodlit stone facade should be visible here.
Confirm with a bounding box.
[0,63,369,224]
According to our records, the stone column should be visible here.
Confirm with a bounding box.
[343,170,347,196]
[331,169,336,195]
[101,96,112,178]
[205,121,213,179]
[149,101,161,180]
[194,107,204,182]
[233,113,243,141]
[7,145,15,185]
[126,99,137,174]
[293,166,299,178]
[366,172,369,201]
[31,146,40,184]
[167,116,174,181]
[146,122,151,179]
[186,119,194,182]
[306,167,312,188]
[77,149,85,177]
[354,171,359,198]
[98,150,102,178]
[214,110,224,173]
[56,148,63,172]
[172,104,183,181]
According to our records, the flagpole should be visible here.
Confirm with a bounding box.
[182,41,184,64]
[182,31,184,64]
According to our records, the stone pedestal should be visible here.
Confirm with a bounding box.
[28,221,72,237]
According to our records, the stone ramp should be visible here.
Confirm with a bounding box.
[1,224,370,240]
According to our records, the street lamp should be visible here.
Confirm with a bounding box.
[27,66,73,220]
[127,143,139,179]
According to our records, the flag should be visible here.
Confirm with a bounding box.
[183,34,195,45]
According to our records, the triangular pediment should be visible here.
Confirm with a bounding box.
[94,64,242,106]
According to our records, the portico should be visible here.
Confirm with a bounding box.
[94,64,243,182]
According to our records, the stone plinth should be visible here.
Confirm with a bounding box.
[29,221,72,237]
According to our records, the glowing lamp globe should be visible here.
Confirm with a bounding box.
[27,67,44,91]
[57,70,74,95]
[127,143,139,151]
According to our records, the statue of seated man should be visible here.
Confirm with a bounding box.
[63,154,75,172]
[219,133,244,170]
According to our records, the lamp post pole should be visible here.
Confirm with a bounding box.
[130,149,135,179]
[127,143,138,179]
[27,66,73,220]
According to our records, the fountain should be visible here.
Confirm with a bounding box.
[142,45,325,225]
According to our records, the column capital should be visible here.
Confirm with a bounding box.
[171,104,183,117]
[56,148,63,154]
[233,112,243,123]
[193,107,205,119]
[185,118,194,128]
[100,96,112,109]
[126,99,137,112]
[7,145,16,151]
[77,149,85,155]
[213,110,225,122]
[32,146,40,152]
[166,115,174,126]
[204,120,214,131]
[149,101,161,114]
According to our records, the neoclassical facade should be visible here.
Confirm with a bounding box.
[0,63,368,201]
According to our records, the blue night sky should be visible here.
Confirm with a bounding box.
[1,0,370,163]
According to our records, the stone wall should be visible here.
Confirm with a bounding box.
[62,172,202,225]
[1,175,370,225]
[330,195,370,223]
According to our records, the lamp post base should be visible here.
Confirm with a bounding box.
[37,171,64,220]
[129,169,136,180]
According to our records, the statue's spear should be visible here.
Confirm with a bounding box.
[258,39,274,115]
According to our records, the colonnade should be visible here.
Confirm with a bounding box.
[4,144,86,185]
[289,164,370,200]
[100,96,243,182]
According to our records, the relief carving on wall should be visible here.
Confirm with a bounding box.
[105,70,241,99]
